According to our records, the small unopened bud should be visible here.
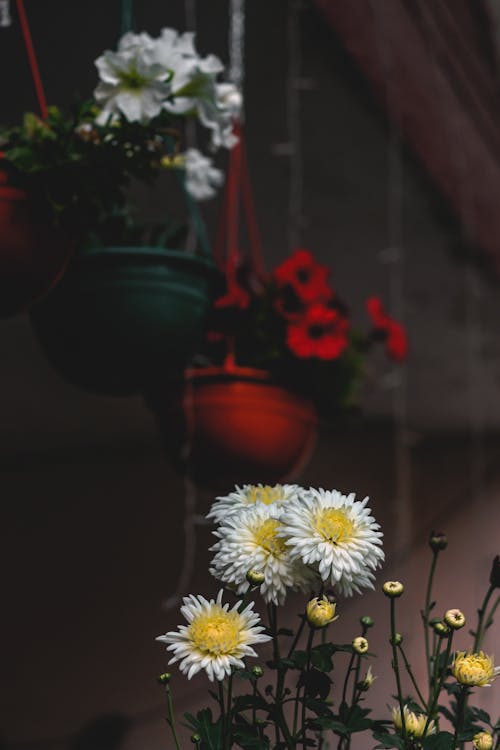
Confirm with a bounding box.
[358,665,376,691]
[489,555,500,589]
[252,665,264,678]
[158,672,171,684]
[473,732,493,750]
[352,636,369,654]
[191,734,201,744]
[433,621,450,636]
[429,530,448,552]
[383,581,404,598]
[246,569,265,586]
[390,632,403,646]
[360,615,374,629]
[306,596,338,629]
[444,608,466,630]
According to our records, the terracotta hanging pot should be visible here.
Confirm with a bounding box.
[30,246,221,396]
[0,166,71,317]
[148,365,318,490]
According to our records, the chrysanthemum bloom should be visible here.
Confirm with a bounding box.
[352,636,368,654]
[279,488,384,596]
[452,651,500,687]
[473,731,493,750]
[156,590,270,682]
[306,596,338,629]
[382,581,404,598]
[274,249,333,305]
[209,504,314,605]
[366,297,407,361]
[286,303,349,359]
[207,484,301,525]
[444,608,466,630]
[392,705,436,738]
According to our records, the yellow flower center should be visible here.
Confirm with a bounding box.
[188,608,242,656]
[247,485,285,506]
[314,508,354,544]
[252,518,287,557]
[452,651,496,686]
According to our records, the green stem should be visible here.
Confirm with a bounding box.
[474,584,495,651]
[452,685,469,748]
[268,603,282,746]
[341,652,356,708]
[287,615,307,658]
[218,681,226,745]
[224,673,233,750]
[398,643,426,708]
[390,599,407,741]
[120,0,133,35]
[423,550,439,696]
[302,627,315,750]
[424,633,453,737]
[164,683,182,750]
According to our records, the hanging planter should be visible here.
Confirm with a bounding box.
[30,245,220,395]
[149,363,318,490]
[0,164,71,317]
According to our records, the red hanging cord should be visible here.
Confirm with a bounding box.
[16,0,48,119]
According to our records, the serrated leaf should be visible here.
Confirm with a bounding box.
[422,731,454,750]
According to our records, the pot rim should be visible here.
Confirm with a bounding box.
[80,245,217,269]
[185,364,270,384]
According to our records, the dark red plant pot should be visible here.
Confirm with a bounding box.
[148,365,318,490]
[0,169,71,317]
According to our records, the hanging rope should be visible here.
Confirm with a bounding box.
[120,0,133,36]
[287,0,303,253]
[229,0,245,106]
[0,0,11,27]
[368,0,412,550]
[15,0,48,118]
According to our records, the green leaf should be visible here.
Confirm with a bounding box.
[372,731,405,749]
[183,708,222,750]
[233,723,270,749]
[422,731,454,750]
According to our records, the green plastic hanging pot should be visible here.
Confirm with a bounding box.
[30,246,221,395]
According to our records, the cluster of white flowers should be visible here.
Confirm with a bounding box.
[209,483,384,604]
[94,28,241,146]
[93,28,242,201]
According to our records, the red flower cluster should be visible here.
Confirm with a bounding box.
[273,249,350,360]
[366,297,408,361]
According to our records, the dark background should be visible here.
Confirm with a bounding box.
[1,1,500,748]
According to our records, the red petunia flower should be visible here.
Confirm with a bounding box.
[366,297,408,361]
[274,249,333,305]
[287,303,350,360]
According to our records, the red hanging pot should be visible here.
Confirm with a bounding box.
[148,364,318,490]
[0,164,71,317]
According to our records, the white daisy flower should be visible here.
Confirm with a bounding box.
[207,483,302,525]
[209,503,314,605]
[279,488,384,597]
[94,32,172,125]
[156,590,269,682]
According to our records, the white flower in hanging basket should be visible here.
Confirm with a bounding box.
[183,148,224,201]
[94,31,172,124]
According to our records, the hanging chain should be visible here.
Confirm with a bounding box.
[369,0,412,549]
[0,0,11,27]
[287,0,303,253]
[228,0,245,99]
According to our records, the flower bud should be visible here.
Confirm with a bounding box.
[352,636,369,654]
[383,581,404,598]
[489,555,500,589]
[390,632,403,646]
[306,596,338,629]
[191,734,201,745]
[473,731,493,750]
[157,672,171,684]
[360,615,374,629]
[252,665,264,679]
[429,531,448,552]
[358,665,376,691]
[246,569,265,586]
[433,621,450,637]
[444,609,466,630]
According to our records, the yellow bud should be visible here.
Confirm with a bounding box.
[473,732,493,750]
[306,596,338,629]
[246,569,265,586]
[383,581,404,597]
[444,609,465,630]
[352,636,369,655]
